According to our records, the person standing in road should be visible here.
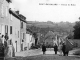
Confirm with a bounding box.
[58,42,63,56]
[42,43,46,54]
[5,33,9,41]
[54,43,58,54]
[4,33,9,57]
[62,43,66,56]
[1,35,5,44]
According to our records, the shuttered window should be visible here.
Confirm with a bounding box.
[18,31,19,38]
[23,33,25,39]
[5,25,8,35]
[10,26,12,34]
[21,22,23,28]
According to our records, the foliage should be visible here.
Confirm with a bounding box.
[67,32,74,39]
[73,21,80,39]
[27,21,74,35]
[27,21,75,43]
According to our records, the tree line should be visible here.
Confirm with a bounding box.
[73,21,80,39]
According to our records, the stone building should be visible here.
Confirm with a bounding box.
[0,0,11,36]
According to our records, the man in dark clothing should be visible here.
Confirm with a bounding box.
[42,43,46,54]
[62,43,66,56]
[5,33,9,41]
[54,44,58,54]
[4,33,9,57]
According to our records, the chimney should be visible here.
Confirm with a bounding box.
[16,11,19,14]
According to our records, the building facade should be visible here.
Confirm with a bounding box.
[20,15,27,51]
[0,0,10,36]
[9,9,21,52]
[26,33,35,50]
[0,0,27,53]
[9,9,27,52]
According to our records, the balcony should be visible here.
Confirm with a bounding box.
[6,0,12,3]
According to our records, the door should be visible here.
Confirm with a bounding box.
[21,43,23,51]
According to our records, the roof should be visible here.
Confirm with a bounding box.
[9,8,27,23]
[45,31,56,39]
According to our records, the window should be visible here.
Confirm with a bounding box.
[18,31,19,38]
[21,22,23,28]
[10,39,12,45]
[5,25,8,35]
[23,33,25,39]
[15,28,16,35]
[10,26,12,34]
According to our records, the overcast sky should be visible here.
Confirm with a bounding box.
[12,0,80,22]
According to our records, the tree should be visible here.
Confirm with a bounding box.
[73,21,80,39]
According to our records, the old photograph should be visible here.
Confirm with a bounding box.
[0,0,80,60]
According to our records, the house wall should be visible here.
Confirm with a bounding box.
[26,34,35,50]
[0,0,26,52]
[0,0,10,35]
[20,21,26,51]
[9,13,20,52]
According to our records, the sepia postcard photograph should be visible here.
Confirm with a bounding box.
[0,0,80,60]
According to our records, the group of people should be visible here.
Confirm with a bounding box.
[41,42,70,56]
[0,33,9,56]
[54,42,69,56]
[0,33,9,44]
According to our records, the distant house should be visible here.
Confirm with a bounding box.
[26,33,35,50]
[45,31,56,46]
[44,31,65,46]
[26,28,35,50]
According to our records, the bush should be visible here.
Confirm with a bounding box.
[73,50,80,55]
[24,47,27,50]
[31,43,42,49]
[30,45,38,49]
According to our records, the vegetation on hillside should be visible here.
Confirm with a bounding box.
[73,21,80,39]
[27,21,75,39]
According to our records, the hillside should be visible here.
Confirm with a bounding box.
[27,21,75,36]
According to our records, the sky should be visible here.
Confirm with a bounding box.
[12,0,80,22]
